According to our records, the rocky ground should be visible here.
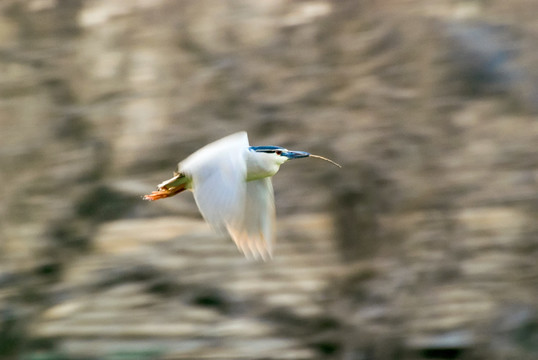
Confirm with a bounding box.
[0,1,537,359]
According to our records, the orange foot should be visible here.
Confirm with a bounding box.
[143,185,186,201]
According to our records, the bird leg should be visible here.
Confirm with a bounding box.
[143,173,188,201]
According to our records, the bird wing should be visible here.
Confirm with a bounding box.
[226,177,276,260]
[179,132,249,234]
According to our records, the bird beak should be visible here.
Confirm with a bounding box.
[282,150,342,167]
[282,150,310,159]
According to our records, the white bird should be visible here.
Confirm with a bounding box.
[143,132,340,260]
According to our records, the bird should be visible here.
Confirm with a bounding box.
[143,131,340,260]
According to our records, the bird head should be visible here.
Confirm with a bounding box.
[250,146,309,165]
[249,146,341,167]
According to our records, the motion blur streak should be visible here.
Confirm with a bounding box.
[1,1,537,359]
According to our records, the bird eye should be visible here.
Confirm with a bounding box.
[275,150,282,155]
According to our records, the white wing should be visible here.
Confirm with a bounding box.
[179,131,275,260]
[226,178,275,260]
[180,132,249,233]
[224,177,275,260]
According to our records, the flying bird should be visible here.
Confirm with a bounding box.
[143,132,340,260]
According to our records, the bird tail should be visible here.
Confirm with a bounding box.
[143,172,189,201]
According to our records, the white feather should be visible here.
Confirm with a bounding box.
[227,178,275,260]
[179,132,276,259]
[179,132,248,233]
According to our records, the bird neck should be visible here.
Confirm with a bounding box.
[245,150,283,181]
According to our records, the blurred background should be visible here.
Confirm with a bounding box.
[1,0,537,359]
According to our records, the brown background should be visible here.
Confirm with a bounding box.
[0,1,537,359]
